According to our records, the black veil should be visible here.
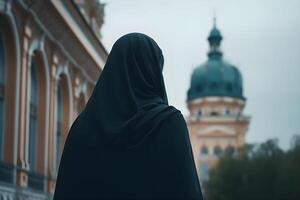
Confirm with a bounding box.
[80,33,178,148]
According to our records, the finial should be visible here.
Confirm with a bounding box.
[213,11,217,28]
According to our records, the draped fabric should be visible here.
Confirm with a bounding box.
[82,33,179,148]
[53,33,203,199]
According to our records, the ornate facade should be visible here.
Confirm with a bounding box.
[0,0,107,199]
[186,19,250,185]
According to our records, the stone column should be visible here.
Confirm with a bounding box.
[16,25,31,187]
[47,54,58,194]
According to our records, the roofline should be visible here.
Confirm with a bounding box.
[51,0,108,69]
[70,0,108,56]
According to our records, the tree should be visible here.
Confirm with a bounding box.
[207,138,300,200]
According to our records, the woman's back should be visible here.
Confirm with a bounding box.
[54,111,202,199]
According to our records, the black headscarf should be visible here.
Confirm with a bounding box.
[82,32,178,148]
[54,33,203,200]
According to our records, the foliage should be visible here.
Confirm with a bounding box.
[207,137,300,200]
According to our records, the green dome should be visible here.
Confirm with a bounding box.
[208,26,222,43]
[209,27,222,38]
[187,22,245,101]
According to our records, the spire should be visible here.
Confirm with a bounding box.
[207,15,223,59]
[213,12,217,28]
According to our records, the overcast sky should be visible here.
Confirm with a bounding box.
[101,0,300,149]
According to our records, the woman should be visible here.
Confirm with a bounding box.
[53,33,203,199]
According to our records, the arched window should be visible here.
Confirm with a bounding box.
[54,73,72,173]
[198,110,202,117]
[225,108,230,115]
[56,80,63,169]
[225,146,235,156]
[0,31,5,160]
[28,59,39,171]
[210,111,219,116]
[200,146,208,155]
[213,146,222,156]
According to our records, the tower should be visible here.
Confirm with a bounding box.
[186,19,250,183]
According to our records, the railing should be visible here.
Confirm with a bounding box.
[0,161,14,184]
[28,171,45,191]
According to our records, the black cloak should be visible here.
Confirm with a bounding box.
[53,33,203,200]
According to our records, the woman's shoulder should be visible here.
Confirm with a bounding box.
[160,106,188,132]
